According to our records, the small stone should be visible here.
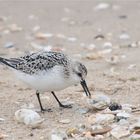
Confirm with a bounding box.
[94,3,110,11]
[88,113,115,125]
[109,102,122,111]
[110,126,130,139]
[59,119,71,124]
[51,130,67,140]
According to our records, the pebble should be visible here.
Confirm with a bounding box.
[109,102,122,111]
[15,109,44,128]
[51,130,67,140]
[88,113,115,125]
[87,92,111,110]
[4,42,15,48]
[110,126,130,139]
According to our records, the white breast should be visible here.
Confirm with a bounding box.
[14,65,79,92]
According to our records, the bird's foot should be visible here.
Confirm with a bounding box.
[59,103,72,108]
[41,108,52,113]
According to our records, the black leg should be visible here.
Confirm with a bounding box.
[36,91,52,112]
[51,91,72,108]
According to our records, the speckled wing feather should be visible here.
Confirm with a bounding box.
[0,51,69,75]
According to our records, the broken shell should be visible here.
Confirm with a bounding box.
[94,3,110,11]
[116,112,131,120]
[88,113,115,125]
[15,109,44,128]
[66,127,79,137]
[110,126,130,139]
[59,119,71,124]
[103,42,112,48]
[87,92,111,110]
[119,33,130,40]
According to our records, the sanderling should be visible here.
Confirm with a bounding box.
[0,51,91,111]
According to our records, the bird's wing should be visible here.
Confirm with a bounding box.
[0,51,69,74]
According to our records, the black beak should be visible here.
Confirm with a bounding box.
[80,80,91,97]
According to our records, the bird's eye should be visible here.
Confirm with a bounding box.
[77,72,82,77]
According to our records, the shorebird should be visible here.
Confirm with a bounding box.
[0,51,91,112]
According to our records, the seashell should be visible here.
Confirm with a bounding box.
[15,109,44,128]
[87,92,111,110]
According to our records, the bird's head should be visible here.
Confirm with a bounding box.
[72,61,91,97]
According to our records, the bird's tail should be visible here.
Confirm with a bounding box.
[0,57,15,69]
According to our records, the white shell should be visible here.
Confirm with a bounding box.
[15,109,44,128]
[87,92,111,110]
